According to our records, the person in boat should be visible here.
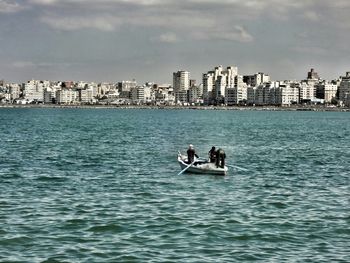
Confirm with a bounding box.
[208,146,216,163]
[187,144,199,164]
[215,148,226,168]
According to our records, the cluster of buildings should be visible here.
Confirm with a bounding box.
[1,66,350,107]
[0,79,173,106]
[173,67,350,107]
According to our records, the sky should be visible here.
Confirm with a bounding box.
[0,0,349,84]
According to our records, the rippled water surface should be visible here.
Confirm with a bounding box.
[0,108,349,262]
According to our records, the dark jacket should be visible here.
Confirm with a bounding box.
[209,147,216,162]
[216,148,226,167]
[187,148,198,164]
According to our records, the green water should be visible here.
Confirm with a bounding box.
[0,108,349,262]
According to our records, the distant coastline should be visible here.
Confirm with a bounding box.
[0,104,349,112]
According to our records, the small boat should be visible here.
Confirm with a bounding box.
[177,152,228,175]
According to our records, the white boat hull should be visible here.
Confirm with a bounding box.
[178,154,228,175]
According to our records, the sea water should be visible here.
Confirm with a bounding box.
[0,108,349,262]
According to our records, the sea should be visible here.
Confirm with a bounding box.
[0,108,349,262]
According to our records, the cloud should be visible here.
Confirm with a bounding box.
[152,32,179,43]
[29,0,56,4]
[303,11,319,22]
[292,46,328,56]
[0,0,25,13]
[331,0,350,8]
[27,0,343,31]
[32,1,258,43]
[28,0,169,7]
[3,0,350,83]
[41,15,120,31]
[12,61,36,68]
[12,61,74,69]
[228,26,254,42]
[194,25,253,42]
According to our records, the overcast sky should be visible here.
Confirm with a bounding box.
[0,0,349,84]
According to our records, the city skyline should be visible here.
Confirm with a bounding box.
[0,0,350,83]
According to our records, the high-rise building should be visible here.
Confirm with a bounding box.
[202,65,238,105]
[339,72,350,106]
[225,75,247,106]
[173,70,190,104]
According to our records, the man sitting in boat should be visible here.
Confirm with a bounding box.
[208,146,216,163]
[187,144,199,164]
[215,148,226,168]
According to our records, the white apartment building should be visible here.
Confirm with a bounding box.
[188,85,204,104]
[44,87,55,103]
[225,75,247,105]
[246,82,279,105]
[246,81,301,106]
[47,83,61,103]
[277,83,299,106]
[24,80,48,102]
[202,72,214,104]
[144,86,153,102]
[215,75,227,101]
[203,65,238,104]
[56,89,78,104]
[315,81,338,103]
[299,81,315,102]
[8,84,21,101]
[173,70,190,104]
[243,72,270,87]
[324,83,338,103]
[80,88,95,103]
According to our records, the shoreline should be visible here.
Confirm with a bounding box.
[0,104,349,112]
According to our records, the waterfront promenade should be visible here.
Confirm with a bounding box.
[0,104,349,112]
